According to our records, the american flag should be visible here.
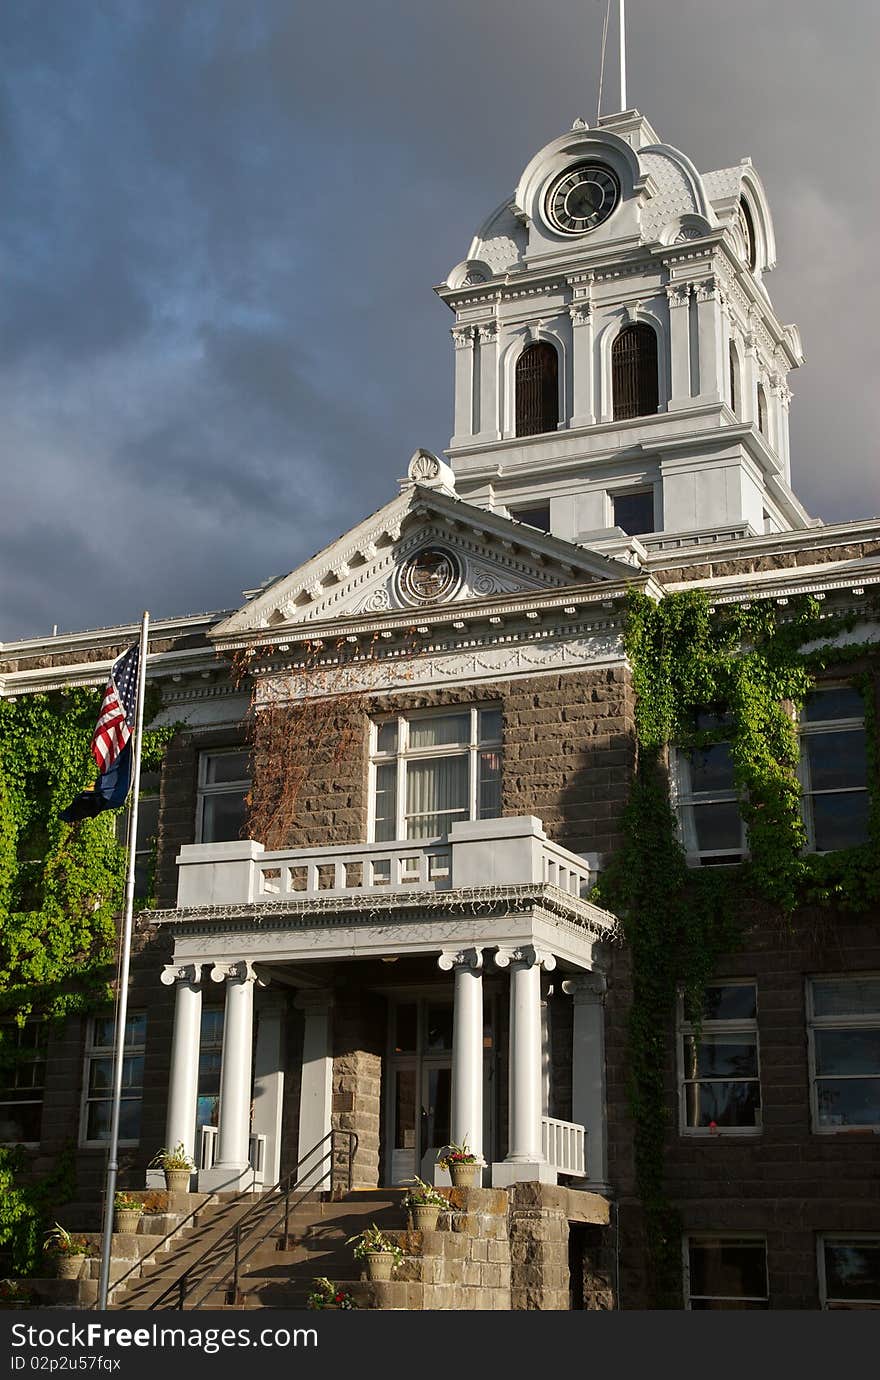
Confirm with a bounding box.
[91,645,139,772]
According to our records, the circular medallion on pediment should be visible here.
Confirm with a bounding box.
[397,547,461,606]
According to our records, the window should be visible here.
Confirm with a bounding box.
[612,490,655,536]
[674,712,746,866]
[728,341,739,415]
[115,769,160,899]
[819,1237,880,1309]
[684,1236,768,1309]
[807,976,880,1132]
[371,706,502,841]
[196,1008,224,1137]
[509,504,551,533]
[678,982,761,1133]
[515,342,558,437]
[81,1012,147,1146]
[612,323,659,420]
[0,1020,48,1144]
[757,383,768,438]
[197,750,251,844]
[799,687,870,852]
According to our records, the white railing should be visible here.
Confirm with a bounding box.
[175,817,598,912]
[199,1126,267,1184]
[542,1116,587,1178]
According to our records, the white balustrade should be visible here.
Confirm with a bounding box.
[199,1125,268,1185]
[542,841,592,900]
[541,1116,587,1178]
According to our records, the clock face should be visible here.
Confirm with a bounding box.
[546,164,620,235]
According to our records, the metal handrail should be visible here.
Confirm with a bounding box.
[146,1129,358,1311]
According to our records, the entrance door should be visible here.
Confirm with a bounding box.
[419,1060,452,1181]
[387,999,454,1185]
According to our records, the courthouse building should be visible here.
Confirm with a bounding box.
[1,99,878,1310]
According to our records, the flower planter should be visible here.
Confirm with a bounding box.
[448,1161,481,1188]
[364,1251,396,1282]
[114,1209,142,1235]
[55,1255,83,1280]
[163,1168,191,1193]
[410,1203,443,1232]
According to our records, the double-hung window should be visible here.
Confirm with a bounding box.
[197,750,251,844]
[807,976,880,1132]
[0,1020,48,1144]
[115,769,160,899]
[678,981,761,1132]
[799,686,870,852]
[371,707,502,841]
[80,1013,146,1146]
[674,712,746,866]
[819,1237,880,1308]
[684,1236,769,1309]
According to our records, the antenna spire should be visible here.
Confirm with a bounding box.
[619,0,627,111]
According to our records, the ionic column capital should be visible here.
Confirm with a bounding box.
[562,971,607,1003]
[160,962,201,988]
[438,947,483,973]
[210,960,266,987]
[495,945,556,972]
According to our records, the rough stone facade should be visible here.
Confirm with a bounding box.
[331,991,386,1188]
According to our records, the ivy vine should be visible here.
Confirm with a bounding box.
[596,588,880,1306]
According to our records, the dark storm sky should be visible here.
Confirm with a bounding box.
[2,1,878,641]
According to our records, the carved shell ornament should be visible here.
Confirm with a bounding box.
[408,449,441,484]
[397,547,462,606]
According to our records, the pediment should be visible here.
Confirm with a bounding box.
[212,487,631,640]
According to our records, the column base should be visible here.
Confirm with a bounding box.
[491,1160,558,1187]
[198,1162,256,1193]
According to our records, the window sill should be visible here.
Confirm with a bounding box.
[681,1128,763,1139]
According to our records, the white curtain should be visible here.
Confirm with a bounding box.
[406,756,468,838]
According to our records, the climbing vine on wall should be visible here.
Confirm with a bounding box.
[596,588,880,1306]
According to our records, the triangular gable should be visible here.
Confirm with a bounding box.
[212,486,632,638]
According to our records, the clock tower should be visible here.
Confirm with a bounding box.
[436,109,814,552]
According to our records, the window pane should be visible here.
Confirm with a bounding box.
[816,1078,880,1127]
[204,751,250,784]
[408,715,469,749]
[88,1057,113,1094]
[426,1066,451,1148]
[803,688,864,723]
[812,793,870,852]
[613,491,654,536]
[394,1004,417,1054]
[136,797,160,852]
[479,751,502,819]
[703,985,757,1022]
[376,721,397,753]
[804,730,867,792]
[92,1017,115,1048]
[688,1239,767,1301]
[87,1100,111,1141]
[825,1243,880,1302]
[479,709,503,742]
[695,709,735,733]
[684,1035,759,1080]
[394,1068,417,1149]
[684,1081,761,1128]
[0,1102,42,1142]
[202,792,248,844]
[689,744,736,794]
[814,1029,880,1077]
[200,1009,224,1044]
[425,1004,453,1052]
[118,1098,142,1141]
[692,802,743,854]
[510,505,551,532]
[812,979,880,1019]
[373,762,397,843]
[406,756,468,838]
[197,1051,222,1096]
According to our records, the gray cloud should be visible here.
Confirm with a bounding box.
[1,0,878,641]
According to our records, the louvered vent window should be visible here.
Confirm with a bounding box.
[515,343,558,437]
[612,324,659,421]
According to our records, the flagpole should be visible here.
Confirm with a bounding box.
[97,611,150,1311]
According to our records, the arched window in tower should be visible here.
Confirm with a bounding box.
[612,324,659,421]
[757,383,768,439]
[515,342,559,437]
[729,341,740,416]
[738,197,757,273]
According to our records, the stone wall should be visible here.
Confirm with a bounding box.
[331,990,386,1188]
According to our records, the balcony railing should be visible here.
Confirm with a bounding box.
[175,816,596,912]
[541,1115,587,1178]
[199,1125,267,1185]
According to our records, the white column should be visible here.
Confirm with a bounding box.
[451,324,476,445]
[251,994,286,1188]
[477,322,499,440]
[200,961,261,1191]
[295,990,334,1188]
[155,963,202,1188]
[695,277,724,403]
[492,945,557,1187]
[562,972,610,1190]
[741,327,759,426]
[570,302,595,426]
[666,284,692,409]
[439,949,484,1169]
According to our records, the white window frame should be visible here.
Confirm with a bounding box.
[683,1234,769,1309]
[369,705,502,843]
[677,981,762,1136]
[798,686,869,854]
[806,974,880,1135]
[0,1018,48,1147]
[196,748,251,844]
[79,1012,147,1149]
[672,744,748,867]
[818,1235,880,1309]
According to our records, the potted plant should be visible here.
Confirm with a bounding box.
[346,1222,404,1282]
[42,1224,91,1280]
[148,1143,194,1193]
[402,1177,449,1232]
[437,1140,482,1188]
[306,1276,355,1310]
[113,1191,144,1235]
[0,1279,35,1309]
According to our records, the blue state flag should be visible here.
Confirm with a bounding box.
[61,741,133,823]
